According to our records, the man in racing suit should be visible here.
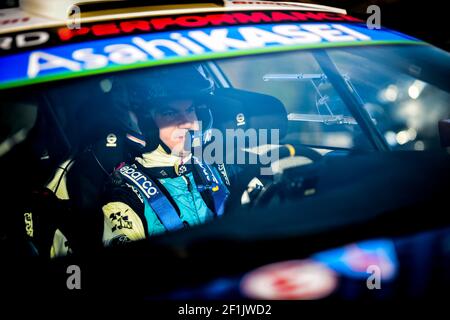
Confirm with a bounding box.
[101,65,230,245]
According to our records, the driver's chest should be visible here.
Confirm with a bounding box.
[159,172,214,226]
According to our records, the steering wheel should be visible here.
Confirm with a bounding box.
[233,144,324,209]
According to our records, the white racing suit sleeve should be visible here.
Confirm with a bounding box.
[102,201,146,246]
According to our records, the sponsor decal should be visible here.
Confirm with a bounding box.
[106,133,117,147]
[54,11,361,42]
[241,260,338,300]
[228,0,338,9]
[109,211,133,232]
[0,11,362,55]
[24,211,33,237]
[0,16,30,25]
[110,235,131,246]
[0,31,50,51]
[313,239,398,280]
[0,22,420,89]
[119,165,158,199]
[125,182,145,204]
[177,164,188,176]
[0,8,53,31]
[217,163,231,186]
[236,112,246,126]
[193,156,219,185]
[159,169,169,177]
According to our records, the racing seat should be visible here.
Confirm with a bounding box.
[206,88,289,207]
[210,88,288,142]
[61,130,144,254]
[40,76,146,255]
[208,87,289,169]
[0,87,75,258]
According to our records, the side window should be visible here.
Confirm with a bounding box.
[0,92,38,158]
[329,48,450,151]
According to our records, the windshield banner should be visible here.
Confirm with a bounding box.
[0,22,422,89]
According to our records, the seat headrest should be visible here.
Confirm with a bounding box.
[209,88,288,141]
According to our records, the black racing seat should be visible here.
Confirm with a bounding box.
[66,130,145,210]
[0,88,74,258]
[209,88,288,141]
[41,75,146,255]
[206,88,289,208]
[62,130,144,254]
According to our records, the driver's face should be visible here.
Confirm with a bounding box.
[152,99,199,156]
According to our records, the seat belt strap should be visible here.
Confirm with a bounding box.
[118,165,184,232]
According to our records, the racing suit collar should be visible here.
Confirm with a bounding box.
[135,144,192,177]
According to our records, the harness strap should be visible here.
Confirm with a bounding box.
[192,157,230,217]
[118,165,184,232]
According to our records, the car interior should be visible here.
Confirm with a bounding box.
[0,62,309,258]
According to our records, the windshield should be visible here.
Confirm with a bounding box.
[218,45,450,151]
[1,40,450,291]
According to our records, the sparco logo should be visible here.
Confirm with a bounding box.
[119,166,158,198]
[217,164,230,186]
[194,158,218,184]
